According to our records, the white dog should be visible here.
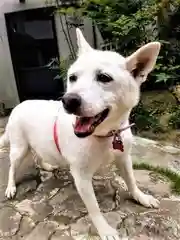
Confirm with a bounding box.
[0,28,160,240]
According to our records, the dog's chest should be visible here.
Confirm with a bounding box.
[59,135,113,165]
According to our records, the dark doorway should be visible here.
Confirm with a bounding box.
[5,7,64,102]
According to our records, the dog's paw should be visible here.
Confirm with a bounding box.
[5,185,16,199]
[40,162,59,172]
[133,189,159,208]
[0,147,8,153]
[99,228,120,240]
[102,234,120,240]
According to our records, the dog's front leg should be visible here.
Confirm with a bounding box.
[115,152,160,208]
[71,166,120,240]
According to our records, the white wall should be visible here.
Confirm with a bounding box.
[54,14,104,60]
[0,0,104,108]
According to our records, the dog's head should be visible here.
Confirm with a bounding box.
[62,28,161,138]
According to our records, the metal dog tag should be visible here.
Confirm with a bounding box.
[112,134,124,152]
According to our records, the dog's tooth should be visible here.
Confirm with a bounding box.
[76,116,81,122]
[90,125,95,132]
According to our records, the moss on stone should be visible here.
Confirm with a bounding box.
[133,162,180,194]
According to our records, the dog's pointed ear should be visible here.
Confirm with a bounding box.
[76,28,93,56]
[126,42,161,83]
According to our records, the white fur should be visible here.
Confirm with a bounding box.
[1,29,161,240]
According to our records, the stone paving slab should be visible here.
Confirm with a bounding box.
[0,154,178,239]
[132,136,180,173]
[0,119,180,239]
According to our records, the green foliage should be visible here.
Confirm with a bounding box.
[59,57,73,82]
[58,0,180,86]
[55,0,180,135]
[169,106,180,129]
[55,0,180,87]
[130,101,164,133]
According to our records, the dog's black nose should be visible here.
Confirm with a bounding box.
[62,93,81,114]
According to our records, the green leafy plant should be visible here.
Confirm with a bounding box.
[59,56,74,82]
[130,101,163,133]
[169,106,180,129]
[54,0,180,134]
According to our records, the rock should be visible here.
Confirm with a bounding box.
[104,211,125,230]
[132,136,180,172]
[0,135,179,239]
[71,216,91,235]
[35,176,72,201]
[0,128,4,135]
[16,199,35,216]
[50,191,87,223]
[51,230,74,240]
[15,180,38,200]
[16,199,53,222]
[15,152,40,184]
[118,199,180,239]
[48,184,87,224]
[49,185,76,206]
[162,145,180,155]
[40,170,53,182]
[134,170,171,198]
[0,206,22,237]
[16,216,36,238]
[73,212,125,237]
[0,116,8,128]
[0,152,39,203]
[172,84,180,103]
[25,221,58,240]
[53,168,73,181]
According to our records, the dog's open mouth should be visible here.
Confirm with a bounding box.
[74,108,109,138]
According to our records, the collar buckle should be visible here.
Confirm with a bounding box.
[95,123,135,152]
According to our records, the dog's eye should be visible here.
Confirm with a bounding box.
[97,73,113,83]
[69,74,77,83]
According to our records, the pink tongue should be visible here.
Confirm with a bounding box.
[74,117,94,133]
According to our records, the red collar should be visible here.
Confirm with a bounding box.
[95,123,135,138]
[95,123,135,152]
[53,116,61,153]
[53,115,134,153]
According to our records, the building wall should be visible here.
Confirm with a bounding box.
[54,14,104,60]
[0,0,47,108]
[0,0,103,108]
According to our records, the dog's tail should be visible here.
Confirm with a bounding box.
[0,130,9,150]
